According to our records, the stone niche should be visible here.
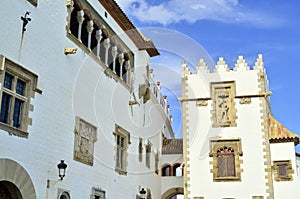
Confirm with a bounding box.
[73,116,97,166]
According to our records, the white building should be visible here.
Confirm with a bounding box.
[180,55,300,199]
[0,0,174,198]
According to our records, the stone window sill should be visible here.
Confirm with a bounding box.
[0,122,28,138]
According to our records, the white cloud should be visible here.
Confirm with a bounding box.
[115,0,284,27]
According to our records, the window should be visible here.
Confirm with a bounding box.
[273,160,294,181]
[173,163,183,176]
[91,187,105,199]
[139,138,143,162]
[58,191,71,199]
[162,164,171,176]
[155,152,159,174]
[0,55,41,137]
[217,147,235,177]
[146,142,152,168]
[209,138,243,182]
[114,124,130,175]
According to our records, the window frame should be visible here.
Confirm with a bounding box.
[113,124,130,175]
[273,160,294,181]
[209,138,243,182]
[0,55,41,138]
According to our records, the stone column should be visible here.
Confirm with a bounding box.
[95,29,102,58]
[66,0,74,32]
[125,60,131,83]
[103,38,111,65]
[111,46,118,72]
[77,10,85,42]
[118,53,125,79]
[86,20,94,49]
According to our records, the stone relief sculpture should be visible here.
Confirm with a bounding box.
[73,117,97,166]
[211,82,237,127]
[216,90,230,126]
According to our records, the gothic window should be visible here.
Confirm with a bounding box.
[0,55,40,138]
[114,125,130,175]
[217,147,235,177]
[209,138,243,182]
[273,160,293,181]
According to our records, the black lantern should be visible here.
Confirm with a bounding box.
[57,160,67,180]
[139,188,146,199]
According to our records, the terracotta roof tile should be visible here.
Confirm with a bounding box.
[269,115,299,145]
[162,139,183,154]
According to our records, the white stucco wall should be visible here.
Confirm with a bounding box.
[270,142,300,198]
[0,0,169,198]
[184,59,271,198]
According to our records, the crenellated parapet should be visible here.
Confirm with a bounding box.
[196,59,210,74]
[234,56,250,71]
[181,54,266,75]
[214,57,230,73]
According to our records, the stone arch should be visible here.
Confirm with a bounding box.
[161,187,184,199]
[0,158,36,199]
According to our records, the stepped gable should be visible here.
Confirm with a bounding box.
[162,139,183,154]
[269,115,299,145]
[99,0,159,57]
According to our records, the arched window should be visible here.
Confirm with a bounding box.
[173,163,182,176]
[162,164,171,176]
[59,191,71,199]
[217,147,235,177]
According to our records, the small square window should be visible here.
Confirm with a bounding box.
[273,160,293,181]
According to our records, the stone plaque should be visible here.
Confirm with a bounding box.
[73,117,97,166]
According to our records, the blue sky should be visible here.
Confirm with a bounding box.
[115,0,300,150]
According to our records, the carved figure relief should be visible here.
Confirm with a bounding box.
[216,90,230,125]
[211,82,237,127]
[73,117,97,166]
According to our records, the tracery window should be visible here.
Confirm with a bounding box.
[217,147,235,177]
[209,138,243,182]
